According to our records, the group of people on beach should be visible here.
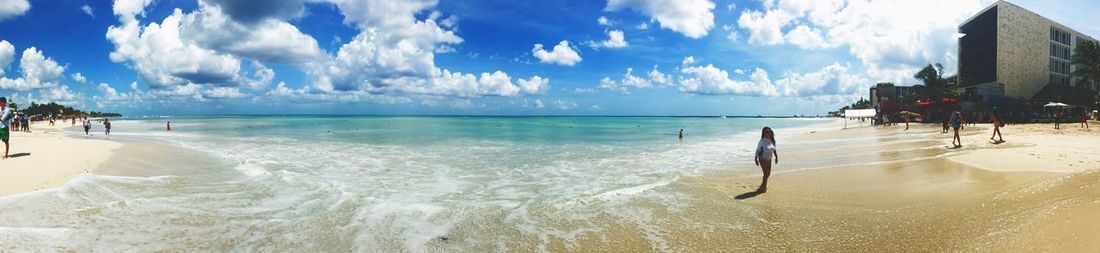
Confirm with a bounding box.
[0,97,119,159]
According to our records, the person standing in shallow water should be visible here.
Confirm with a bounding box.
[754,127,778,193]
[678,128,683,140]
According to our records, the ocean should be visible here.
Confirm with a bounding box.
[0,116,832,251]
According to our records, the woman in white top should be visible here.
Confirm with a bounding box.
[754,127,778,193]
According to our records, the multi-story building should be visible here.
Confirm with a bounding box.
[957,0,1098,103]
[869,83,919,111]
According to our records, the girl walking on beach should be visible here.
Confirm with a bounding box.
[990,108,1003,142]
[950,106,964,147]
[754,127,778,193]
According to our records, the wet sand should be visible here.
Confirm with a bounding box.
[565,121,1100,251]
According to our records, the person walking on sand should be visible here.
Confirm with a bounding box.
[990,107,1004,143]
[754,127,778,193]
[1081,110,1089,129]
[950,106,964,148]
[82,117,91,135]
[103,118,112,136]
[0,98,12,159]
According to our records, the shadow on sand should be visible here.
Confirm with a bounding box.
[735,190,764,200]
[7,153,30,158]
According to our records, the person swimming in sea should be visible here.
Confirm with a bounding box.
[754,127,778,193]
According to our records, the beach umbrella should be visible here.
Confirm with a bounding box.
[1043,102,1069,107]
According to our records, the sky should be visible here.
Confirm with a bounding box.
[0,0,1097,116]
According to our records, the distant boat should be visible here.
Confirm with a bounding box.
[720,115,727,119]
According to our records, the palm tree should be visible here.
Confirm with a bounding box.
[1071,40,1100,89]
[913,63,957,105]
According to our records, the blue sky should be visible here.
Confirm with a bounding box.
[0,0,1097,116]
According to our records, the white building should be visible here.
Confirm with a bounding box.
[957,0,1098,101]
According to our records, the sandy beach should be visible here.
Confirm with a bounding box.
[604,120,1100,251]
[1,118,1099,251]
[0,122,122,196]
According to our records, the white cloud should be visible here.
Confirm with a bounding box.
[678,61,869,97]
[587,30,629,49]
[605,0,716,38]
[603,30,629,48]
[181,2,325,65]
[681,56,695,66]
[783,25,831,49]
[738,0,995,82]
[722,24,739,43]
[597,16,612,26]
[736,9,794,45]
[81,4,94,18]
[516,75,550,94]
[532,40,582,66]
[72,72,88,83]
[202,86,245,98]
[599,66,670,92]
[112,0,154,22]
[636,22,649,30]
[533,99,545,109]
[99,0,549,106]
[0,40,13,76]
[106,7,244,88]
[0,47,66,91]
[679,65,778,96]
[552,100,577,110]
[773,62,868,96]
[0,0,30,21]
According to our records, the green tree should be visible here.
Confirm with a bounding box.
[1071,40,1100,88]
[913,63,957,106]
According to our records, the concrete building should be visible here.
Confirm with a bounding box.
[869,83,919,111]
[957,0,1098,102]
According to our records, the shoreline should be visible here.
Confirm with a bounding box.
[650,120,1100,251]
[0,123,124,197]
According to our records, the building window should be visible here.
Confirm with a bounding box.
[1051,27,1071,45]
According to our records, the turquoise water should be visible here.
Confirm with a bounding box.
[0,116,831,251]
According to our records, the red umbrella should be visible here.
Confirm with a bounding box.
[916,99,933,106]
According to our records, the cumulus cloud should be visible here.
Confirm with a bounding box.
[597,16,612,26]
[679,65,777,96]
[737,0,995,83]
[599,66,670,92]
[588,30,629,49]
[0,0,30,21]
[605,0,715,38]
[99,0,548,108]
[783,25,831,49]
[0,47,66,91]
[678,61,868,97]
[532,40,582,66]
[72,72,88,83]
[0,40,13,76]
